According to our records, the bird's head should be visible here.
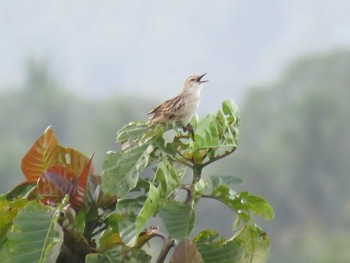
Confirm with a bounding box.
[181,73,208,94]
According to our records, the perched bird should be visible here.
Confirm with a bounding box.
[147,73,208,126]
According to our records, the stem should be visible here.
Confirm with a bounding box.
[192,165,202,183]
[172,156,192,168]
[152,232,168,241]
[201,194,233,211]
[201,149,235,168]
[180,185,192,204]
[136,228,170,249]
[156,238,175,263]
[184,165,203,204]
[175,149,188,160]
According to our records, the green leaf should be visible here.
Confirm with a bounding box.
[86,246,151,263]
[159,201,195,240]
[0,201,63,263]
[194,230,221,243]
[114,197,144,247]
[211,188,274,222]
[117,213,137,247]
[154,158,182,197]
[234,224,270,263]
[75,209,87,234]
[211,175,242,190]
[107,214,120,233]
[212,185,251,222]
[222,99,238,118]
[5,182,36,201]
[170,238,203,263]
[116,122,149,143]
[216,109,235,146]
[191,100,239,154]
[116,122,166,151]
[116,196,146,214]
[193,114,220,149]
[240,192,274,221]
[102,144,152,198]
[0,199,27,249]
[217,100,239,148]
[99,227,123,249]
[115,184,161,247]
[194,230,245,263]
[221,99,239,127]
[133,184,160,246]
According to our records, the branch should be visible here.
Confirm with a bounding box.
[201,149,235,168]
[192,165,202,182]
[136,228,174,262]
[180,185,192,204]
[173,155,193,168]
[174,147,196,166]
[162,148,192,167]
[156,237,175,263]
[152,231,168,241]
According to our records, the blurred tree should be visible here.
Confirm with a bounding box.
[0,58,153,193]
[214,50,350,262]
[1,50,350,262]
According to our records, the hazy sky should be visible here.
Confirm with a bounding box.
[1,0,350,112]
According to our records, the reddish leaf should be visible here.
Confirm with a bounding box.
[70,153,95,210]
[37,166,76,205]
[170,239,203,263]
[20,126,94,207]
[43,168,76,196]
[21,126,59,182]
[21,127,93,183]
[56,146,94,178]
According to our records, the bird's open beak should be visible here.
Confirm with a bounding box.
[198,73,208,83]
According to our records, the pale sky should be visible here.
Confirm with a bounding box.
[1,0,350,112]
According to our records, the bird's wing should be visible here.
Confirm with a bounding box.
[147,95,184,123]
[148,95,183,115]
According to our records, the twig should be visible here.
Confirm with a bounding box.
[156,238,175,263]
[175,149,193,166]
[169,156,192,168]
[180,185,192,204]
[152,231,168,241]
[201,149,235,168]
[192,165,202,182]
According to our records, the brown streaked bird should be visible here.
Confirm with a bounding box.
[147,73,208,126]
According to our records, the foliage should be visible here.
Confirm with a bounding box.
[0,99,273,262]
[2,51,350,262]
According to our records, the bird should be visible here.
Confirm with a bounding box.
[147,73,208,126]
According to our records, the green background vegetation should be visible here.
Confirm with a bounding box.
[1,50,349,262]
